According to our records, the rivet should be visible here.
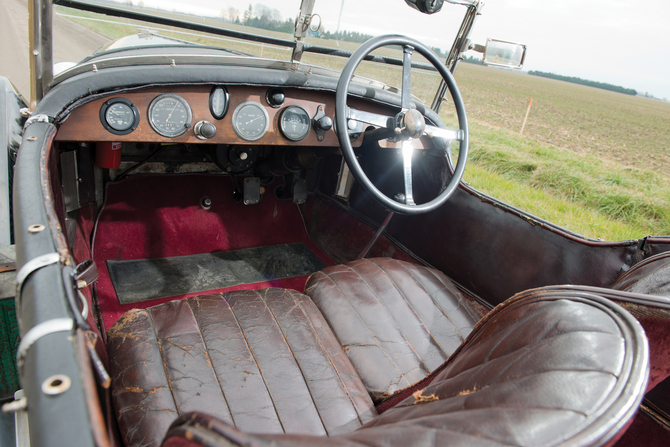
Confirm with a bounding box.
[28,224,45,233]
[42,375,71,396]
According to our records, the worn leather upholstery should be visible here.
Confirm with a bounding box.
[162,291,649,447]
[304,258,485,401]
[612,251,670,296]
[107,290,376,447]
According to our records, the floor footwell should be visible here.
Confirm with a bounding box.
[93,174,334,331]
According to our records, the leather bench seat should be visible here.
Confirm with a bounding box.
[108,259,649,447]
[304,258,486,401]
[160,289,649,447]
[107,290,377,447]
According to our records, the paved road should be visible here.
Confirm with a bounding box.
[0,0,110,99]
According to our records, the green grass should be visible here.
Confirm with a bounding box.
[463,163,645,241]
[452,121,670,239]
[56,6,670,240]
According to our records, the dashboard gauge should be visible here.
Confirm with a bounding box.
[99,98,140,135]
[278,105,310,141]
[148,93,192,138]
[209,86,229,120]
[232,101,270,141]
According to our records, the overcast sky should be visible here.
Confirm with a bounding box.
[134,0,670,99]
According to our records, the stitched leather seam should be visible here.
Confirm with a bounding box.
[420,264,482,323]
[391,259,469,342]
[256,289,328,435]
[317,271,409,388]
[351,260,437,367]
[295,297,365,426]
[225,292,286,433]
[145,309,181,416]
[185,297,235,426]
[367,259,453,361]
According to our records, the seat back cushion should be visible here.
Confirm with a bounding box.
[163,290,649,447]
[612,251,670,296]
[107,290,376,447]
[304,258,485,401]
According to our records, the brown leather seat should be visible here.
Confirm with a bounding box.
[160,289,649,447]
[304,258,486,401]
[107,290,377,447]
[612,251,670,296]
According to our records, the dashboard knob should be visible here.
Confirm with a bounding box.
[194,120,217,139]
[266,88,285,108]
[316,115,332,131]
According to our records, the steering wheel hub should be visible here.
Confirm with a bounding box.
[398,109,425,139]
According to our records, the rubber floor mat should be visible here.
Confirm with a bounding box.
[108,243,326,304]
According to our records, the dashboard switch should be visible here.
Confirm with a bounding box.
[194,120,217,139]
[312,105,332,142]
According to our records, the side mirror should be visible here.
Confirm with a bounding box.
[482,39,527,69]
[405,0,444,14]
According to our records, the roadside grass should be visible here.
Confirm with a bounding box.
[463,163,645,241]
[448,120,670,239]
[55,6,670,240]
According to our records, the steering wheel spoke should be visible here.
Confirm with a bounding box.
[401,45,414,111]
[402,140,416,206]
[347,108,394,129]
[424,124,465,142]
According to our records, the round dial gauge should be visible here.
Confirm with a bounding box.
[279,106,310,141]
[232,101,270,142]
[99,98,140,135]
[148,93,192,138]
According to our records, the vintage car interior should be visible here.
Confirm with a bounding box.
[5,1,670,446]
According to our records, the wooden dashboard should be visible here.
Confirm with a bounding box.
[54,85,392,147]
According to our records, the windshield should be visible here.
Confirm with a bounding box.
[52,0,468,103]
[43,0,670,242]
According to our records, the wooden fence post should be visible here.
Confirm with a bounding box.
[520,98,533,135]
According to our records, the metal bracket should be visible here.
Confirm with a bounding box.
[16,318,74,373]
[15,253,60,303]
[291,0,316,62]
[243,177,261,205]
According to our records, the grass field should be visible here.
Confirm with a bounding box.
[445,64,670,239]
[54,6,670,240]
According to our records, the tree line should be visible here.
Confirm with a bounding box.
[528,71,637,96]
[229,4,452,54]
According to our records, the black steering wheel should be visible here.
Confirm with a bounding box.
[335,34,469,214]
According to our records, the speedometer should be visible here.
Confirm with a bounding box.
[148,93,192,138]
[278,105,310,141]
[232,101,269,141]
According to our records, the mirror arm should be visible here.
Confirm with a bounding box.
[430,0,483,113]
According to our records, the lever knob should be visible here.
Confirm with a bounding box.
[316,115,332,131]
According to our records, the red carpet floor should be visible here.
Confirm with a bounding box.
[93,174,334,331]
